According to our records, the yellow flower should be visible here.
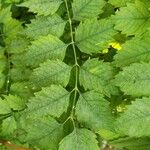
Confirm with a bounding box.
[109,42,122,50]
[102,42,122,54]
[116,104,126,113]
[116,106,124,112]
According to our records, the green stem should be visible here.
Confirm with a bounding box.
[64,0,79,128]
[5,51,11,95]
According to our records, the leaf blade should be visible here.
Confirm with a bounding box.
[75,19,117,54]
[59,129,99,150]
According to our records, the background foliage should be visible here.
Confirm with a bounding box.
[0,0,150,149]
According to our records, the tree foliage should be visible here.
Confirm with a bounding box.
[0,0,150,149]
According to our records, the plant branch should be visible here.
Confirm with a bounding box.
[64,0,79,127]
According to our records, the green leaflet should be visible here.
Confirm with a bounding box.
[24,34,68,67]
[30,59,71,88]
[76,19,117,54]
[0,100,11,114]
[72,0,106,21]
[3,18,22,43]
[80,59,118,96]
[11,67,32,82]
[0,116,17,139]
[19,0,62,16]
[3,0,21,3]
[97,128,120,140]
[24,116,63,150]
[8,36,30,54]
[0,95,25,114]
[0,7,22,43]
[99,3,116,19]
[112,0,150,36]
[115,97,150,137]
[114,38,150,67]
[76,91,114,131]
[3,94,26,111]
[114,62,150,97]
[110,137,150,150]
[10,82,33,100]
[0,7,12,23]
[109,0,134,7]
[26,85,70,118]
[59,129,99,150]
[109,0,150,7]
[22,14,66,39]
